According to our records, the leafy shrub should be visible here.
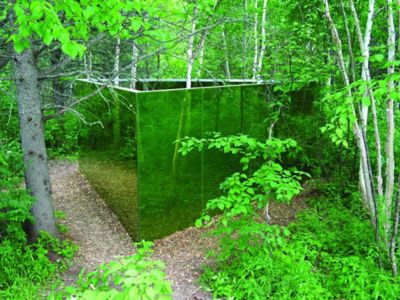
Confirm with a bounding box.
[179,133,399,299]
[0,140,32,241]
[59,241,172,300]
[202,221,330,300]
[0,139,77,299]
[45,115,79,158]
[178,133,308,228]
[201,195,400,299]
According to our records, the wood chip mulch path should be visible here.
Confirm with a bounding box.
[49,160,308,300]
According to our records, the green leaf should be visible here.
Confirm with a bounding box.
[128,286,140,299]
[372,54,385,62]
[130,17,143,32]
[61,42,78,59]
[43,30,53,46]
[335,128,343,139]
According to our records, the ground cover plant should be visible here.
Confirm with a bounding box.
[56,241,172,300]
[179,130,400,299]
[198,183,400,299]
[0,137,76,299]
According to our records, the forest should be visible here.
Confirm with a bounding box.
[1,0,400,299]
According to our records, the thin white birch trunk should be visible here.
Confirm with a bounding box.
[131,41,139,89]
[324,0,377,232]
[196,34,206,79]
[257,0,267,80]
[84,52,92,79]
[242,0,248,79]
[349,0,383,197]
[390,176,400,275]
[186,4,198,89]
[339,0,356,82]
[385,0,396,238]
[252,0,259,80]
[114,37,121,86]
[222,26,231,79]
[83,54,88,78]
[88,51,92,77]
[190,0,221,81]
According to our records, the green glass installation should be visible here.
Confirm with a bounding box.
[76,82,282,241]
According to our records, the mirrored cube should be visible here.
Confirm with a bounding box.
[76,80,271,241]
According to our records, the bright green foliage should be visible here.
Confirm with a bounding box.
[201,188,400,299]
[8,0,147,58]
[0,142,31,237]
[179,131,400,299]
[202,221,329,299]
[179,133,300,170]
[2,0,398,297]
[179,134,308,227]
[0,237,56,299]
[0,229,77,299]
[0,138,77,299]
[45,116,80,159]
[59,241,172,300]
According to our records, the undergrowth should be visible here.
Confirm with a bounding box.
[178,133,400,299]
[200,186,400,300]
[55,241,172,300]
[201,183,400,299]
[0,138,77,300]
[1,133,172,300]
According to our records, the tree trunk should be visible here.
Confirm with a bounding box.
[324,0,379,239]
[114,37,121,86]
[14,48,57,240]
[196,39,205,79]
[83,51,93,78]
[385,0,396,239]
[242,0,248,79]
[398,0,400,54]
[257,0,267,79]
[172,2,198,174]
[252,0,259,80]
[131,41,139,89]
[349,0,383,197]
[390,175,400,276]
[222,26,231,79]
[186,3,198,88]
[339,0,356,82]
[113,37,121,149]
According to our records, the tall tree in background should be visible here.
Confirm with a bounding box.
[322,0,400,274]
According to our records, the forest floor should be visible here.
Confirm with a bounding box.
[49,159,308,300]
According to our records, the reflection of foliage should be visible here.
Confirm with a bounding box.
[178,133,308,227]
[79,151,138,240]
[172,91,192,175]
[178,133,311,299]
[119,125,137,160]
[77,83,325,242]
[45,115,80,158]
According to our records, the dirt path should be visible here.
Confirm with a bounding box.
[50,160,308,300]
[50,161,135,282]
[50,160,213,300]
